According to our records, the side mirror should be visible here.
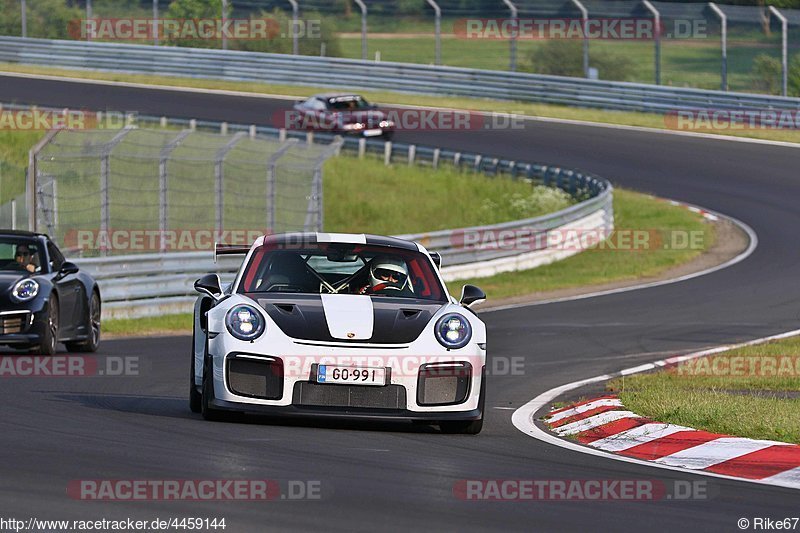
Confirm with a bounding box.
[430,252,442,269]
[195,273,223,300]
[460,284,486,308]
[58,261,80,278]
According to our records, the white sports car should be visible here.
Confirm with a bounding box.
[189,232,487,434]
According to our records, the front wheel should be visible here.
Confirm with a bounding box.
[66,291,101,353]
[33,297,59,356]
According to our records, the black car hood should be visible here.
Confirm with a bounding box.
[246,293,444,344]
[0,271,28,292]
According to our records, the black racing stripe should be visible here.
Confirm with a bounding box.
[250,293,442,344]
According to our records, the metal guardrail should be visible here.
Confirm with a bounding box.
[0,37,798,114]
[60,116,613,319]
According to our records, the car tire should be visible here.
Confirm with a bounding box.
[66,291,101,353]
[189,324,202,414]
[201,351,225,422]
[33,297,59,356]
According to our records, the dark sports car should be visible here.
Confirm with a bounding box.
[0,230,101,355]
[289,93,395,140]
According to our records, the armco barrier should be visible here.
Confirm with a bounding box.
[0,37,798,114]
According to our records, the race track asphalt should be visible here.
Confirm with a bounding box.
[1,74,799,532]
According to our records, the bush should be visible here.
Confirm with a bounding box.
[751,54,782,94]
[524,40,634,81]
[0,0,82,39]
[233,9,341,58]
[790,53,800,97]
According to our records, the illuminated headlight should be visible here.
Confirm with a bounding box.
[379,120,393,128]
[225,304,265,341]
[12,279,39,302]
[342,122,365,130]
[434,313,472,349]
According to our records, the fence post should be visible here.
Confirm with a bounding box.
[502,0,518,72]
[86,0,92,41]
[571,0,589,78]
[221,0,228,50]
[99,127,134,255]
[769,6,788,97]
[266,138,298,232]
[214,132,246,234]
[159,129,192,252]
[288,0,299,55]
[354,0,368,60]
[642,0,661,85]
[304,138,342,232]
[27,129,59,232]
[425,0,442,66]
[10,199,16,230]
[153,0,159,45]
[408,144,416,166]
[708,3,727,91]
[384,141,392,166]
[358,138,366,158]
[20,0,26,38]
[432,148,440,169]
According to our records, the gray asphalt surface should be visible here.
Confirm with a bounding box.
[1,74,799,532]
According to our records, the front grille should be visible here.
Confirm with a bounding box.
[0,313,27,335]
[293,382,407,409]
[226,356,284,400]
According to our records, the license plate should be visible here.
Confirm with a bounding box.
[363,129,383,137]
[317,365,387,386]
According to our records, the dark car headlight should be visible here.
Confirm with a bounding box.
[434,313,472,349]
[12,279,39,302]
[225,304,265,341]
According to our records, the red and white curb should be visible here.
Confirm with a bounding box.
[512,328,800,491]
[543,395,800,489]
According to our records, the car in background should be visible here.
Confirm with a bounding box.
[190,232,487,433]
[0,230,101,355]
[290,93,395,140]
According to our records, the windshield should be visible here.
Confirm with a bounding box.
[0,236,45,274]
[239,243,446,302]
[328,96,371,111]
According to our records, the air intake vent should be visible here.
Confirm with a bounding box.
[226,356,284,400]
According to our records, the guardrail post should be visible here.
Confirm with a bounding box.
[189,119,196,131]
[266,138,298,232]
[10,199,16,230]
[306,131,314,144]
[502,0,518,72]
[709,3,727,91]
[572,0,589,78]
[425,0,442,65]
[152,0,159,45]
[384,141,392,166]
[249,125,257,138]
[288,0,299,56]
[358,138,366,158]
[279,128,287,142]
[160,116,167,128]
[20,0,26,38]
[354,0,368,61]
[214,132,246,234]
[408,144,416,166]
[432,148,440,169]
[220,122,228,135]
[769,6,788,97]
[642,0,661,85]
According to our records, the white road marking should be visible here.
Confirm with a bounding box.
[554,411,641,437]
[589,423,692,453]
[546,398,623,424]
[654,438,782,470]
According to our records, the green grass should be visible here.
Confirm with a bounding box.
[607,336,800,444]
[104,313,192,336]
[2,63,800,144]
[0,130,41,203]
[323,155,573,235]
[447,189,714,299]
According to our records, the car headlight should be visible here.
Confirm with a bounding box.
[379,120,393,128]
[343,122,365,130]
[434,313,472,349]
[225,304,265,341]
[12,279,39,302]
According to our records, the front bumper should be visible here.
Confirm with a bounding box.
[0,310,42,346]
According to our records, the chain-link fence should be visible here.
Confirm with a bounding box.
[32,127,340,256]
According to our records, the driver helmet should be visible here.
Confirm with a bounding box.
[369,256,409,291]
